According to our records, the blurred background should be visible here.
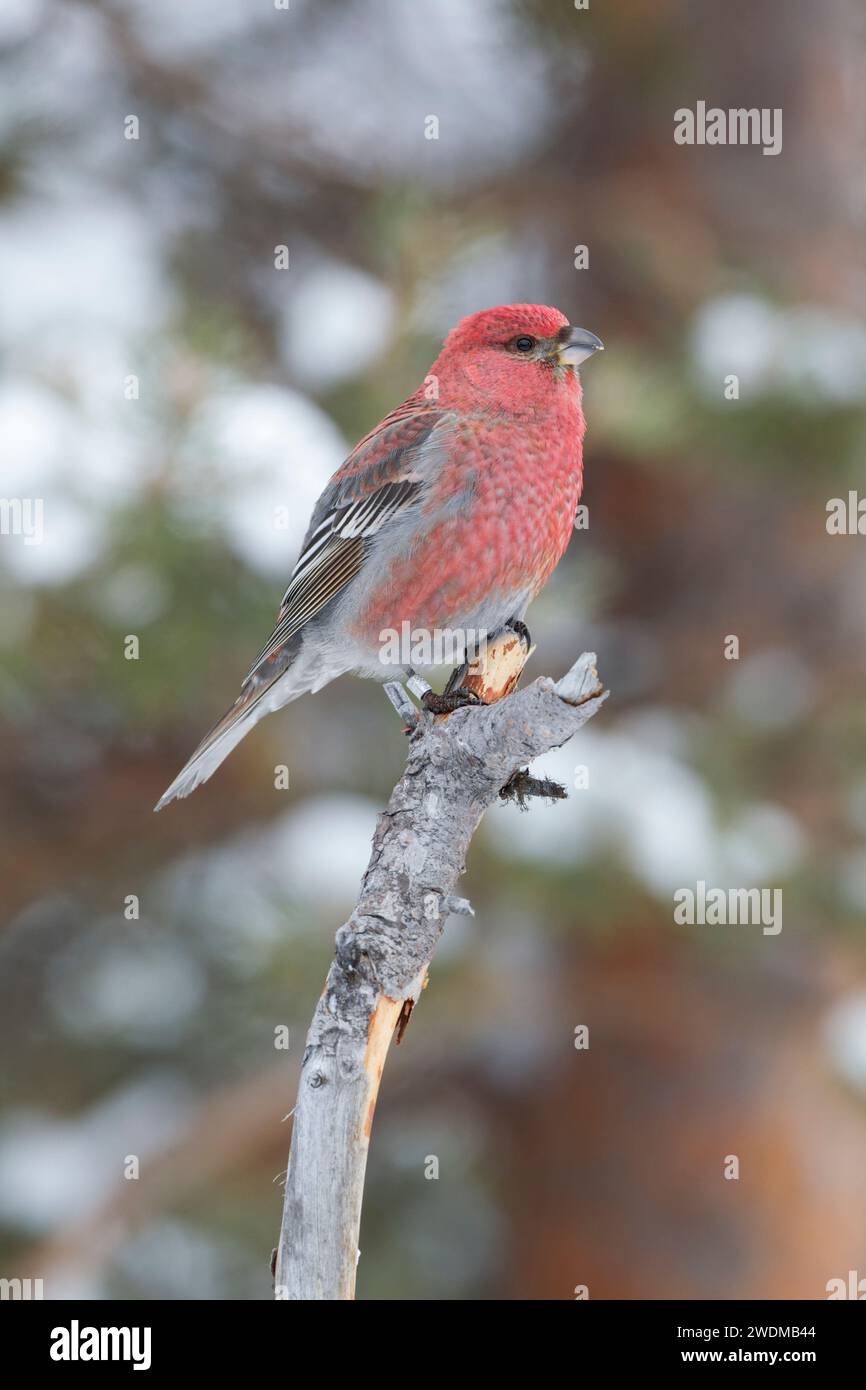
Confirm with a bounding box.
[1,0,866,1301]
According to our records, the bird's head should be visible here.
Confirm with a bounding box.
[433,304,603,412]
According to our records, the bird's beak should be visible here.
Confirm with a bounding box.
[556,325,604,368]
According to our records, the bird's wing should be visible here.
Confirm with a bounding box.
[246,403,448,677]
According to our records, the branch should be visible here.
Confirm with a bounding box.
[274,643,608,1300]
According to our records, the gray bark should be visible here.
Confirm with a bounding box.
[274,650,607,1300]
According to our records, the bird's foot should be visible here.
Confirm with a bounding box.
[505,619,532,650]
[421,686,486,715]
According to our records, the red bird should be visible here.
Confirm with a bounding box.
[155,304,603,809]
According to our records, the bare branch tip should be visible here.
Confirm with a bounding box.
[553,650,606,706]
[445,895,475,917]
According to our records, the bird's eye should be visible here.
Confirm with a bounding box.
[512,335,535,353]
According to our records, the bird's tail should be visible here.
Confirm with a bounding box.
[154,665,292,812]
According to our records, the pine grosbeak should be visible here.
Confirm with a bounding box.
[156,303,602,809]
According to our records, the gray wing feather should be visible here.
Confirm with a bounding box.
[244,418,448,679]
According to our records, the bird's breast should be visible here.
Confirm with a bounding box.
[348,404,585,642]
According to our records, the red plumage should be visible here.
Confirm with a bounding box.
[349,305,588,640]
[155,303,602,808]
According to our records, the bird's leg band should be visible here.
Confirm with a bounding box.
[406,671,432,701]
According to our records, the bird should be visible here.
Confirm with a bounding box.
[155,303,603,810]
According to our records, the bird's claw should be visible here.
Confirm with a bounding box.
[421,686,485,715]
[507,620,532,650]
